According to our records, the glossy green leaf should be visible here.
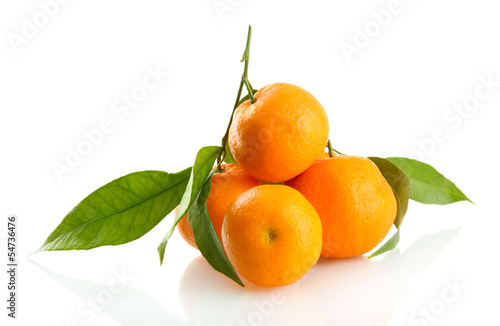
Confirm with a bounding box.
[157,146,221,264]
[188,170,244,286]
[368,229,400,259]
[38,168,192,252]
[368,157,411,228]
[386,157,472,205]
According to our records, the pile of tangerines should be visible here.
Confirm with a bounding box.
[177,82,397,287]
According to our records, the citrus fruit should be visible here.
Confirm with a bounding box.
[222,184,322,287]
[286,155,397,258]
[228,83,329,183]
[177,164,260,249]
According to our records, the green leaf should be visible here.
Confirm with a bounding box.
[367,157,410,258]
[157,146,221,264]
[188,170,244,286]
[38,168,192,252]
[386,157,472,205]
[223,141,236,164]
[368,229,400,259]
[368,157,411,228]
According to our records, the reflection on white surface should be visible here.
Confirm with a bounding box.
[180,255,325,326]
[375,227,463,298]
[31,261,189,326]
[179,255,392,326]
[32,227,460,326]
[178,227,461,326]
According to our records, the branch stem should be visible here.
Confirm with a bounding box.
[327,140,344,157]
[217,25,256,171]
[327,140,334,158]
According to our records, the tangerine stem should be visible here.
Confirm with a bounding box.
[241,25,256,103]
[327,140,344,157]
[217,80,244,171]
[243,78,255,103]
[327,140,334,158]
[217,25,255,171]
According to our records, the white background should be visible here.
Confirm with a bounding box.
[1,0,499,325]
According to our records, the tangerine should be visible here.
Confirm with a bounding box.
[287,155,397,258]
[177,164,259,249]
[229,83,329,183]
[222,184,322,287]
